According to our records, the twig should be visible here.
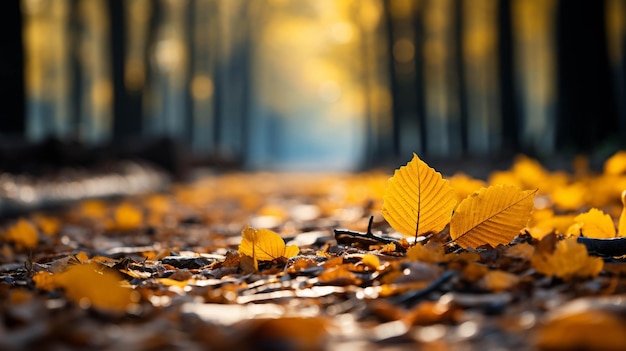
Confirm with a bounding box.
[334,216,398,247]
[577,236,626,257]
[388,270,455,306]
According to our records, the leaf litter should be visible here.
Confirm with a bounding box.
[3,154,626,350]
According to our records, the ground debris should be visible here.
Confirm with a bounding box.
[1,169,626,350]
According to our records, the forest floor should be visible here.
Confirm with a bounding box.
[2,155,626,351]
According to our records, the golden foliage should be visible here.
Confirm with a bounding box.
[382,153,457,238]
[448,173,486,204]
[33,262,138,312]
[536,307,626,351]
[480,270,519,292]
[604,150,626,176]
[531,237,603,280]
[238,226,299,271]
[450,185,537,248]
[112,203,143,230]
[406,242,446,263]
[361,253,381,270]
[1,218,39,250]
[527,211,575,239]
[567,208,616,239]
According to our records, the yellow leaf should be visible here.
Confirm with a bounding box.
[158,277,193,288]
[49,262,138,311]
[448,173,486,204]
[80,200,108,219]
[450,185,537,248]
[551,183,587,211]
[604,150,626,175]
[32,271,58,291]
[480,270,519,292]
[619,190,626,237]
[382,153,457,238]
[487,170,522,188]
[511,155,549,189]
[536,309,626,351]
[75,251,90,263]
[505,242,535,260]
[527,214,576,239]
[2,218,39,250]
[573,208,616,238]
[531,237,603,280]
[406,241,446,263]
[33,214,61,236]
[113,203,143,230]
[238,226,299,271]
[361,253,380,270]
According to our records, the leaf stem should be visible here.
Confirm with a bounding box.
[415,158,421,243]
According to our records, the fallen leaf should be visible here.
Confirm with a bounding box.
[505,242,535,260]
[238,226,299,271]
[551,183,588,211]
[1,218,39,250]
[480,270,519,292]
[527,214,576,239]
[79,200,108,219]
[406,242,446,263]
[450,185,537,248]
[33,214,61,236]
[571,208,616,238]
[448,173,486,204]
[604,150,626,176]
[535,297,626,351]
[382,153,457,238]
[32,271,58,291]
[317,265,359,286]
[112,203,143,230]
[531,237,603,280]
[361,253,381,270]
[236,317,329,351]
[35,262,138,312]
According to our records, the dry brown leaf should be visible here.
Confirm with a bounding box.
[382,153,457,238]
[450,184,537,248]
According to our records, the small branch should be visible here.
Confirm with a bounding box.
[334,216,398,247]
[577,236,626,257]
[388,270,455,306]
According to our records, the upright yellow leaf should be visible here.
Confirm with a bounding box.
[572,208,616,238]
[619,190,626,237]
[382,153,457,238]
[238,226,299,271]
[450,185,537,248]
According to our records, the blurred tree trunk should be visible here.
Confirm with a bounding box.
[556,0,617,153]
[0,2,25,136]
